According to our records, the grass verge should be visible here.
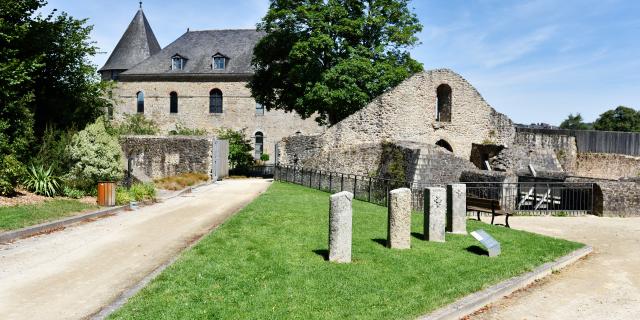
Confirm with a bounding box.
[0,199,99,232]
[110,182,583,319]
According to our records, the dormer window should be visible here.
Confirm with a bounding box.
[171,54,186,70]
[212,53,227,70]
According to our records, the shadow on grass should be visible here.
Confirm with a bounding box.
[372,238,388,247]
[411,232,425,240]
[466,245,488,256]
[312,249,328,260]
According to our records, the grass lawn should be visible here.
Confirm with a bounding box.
[0,199,99,232]
[110,182,583,320]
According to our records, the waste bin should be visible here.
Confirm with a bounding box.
[97,181,116,206]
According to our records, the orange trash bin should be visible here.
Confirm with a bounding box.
[97,181,116,206]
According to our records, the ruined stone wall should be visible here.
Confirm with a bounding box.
[277,135,321,166]
[301,143,384,177]
[111,80,324,163]
[307,69,515,161]
[574,153,640,180]
[514,132,577,173]
[120,135,216,180]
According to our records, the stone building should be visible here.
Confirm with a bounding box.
[100,7,323,162]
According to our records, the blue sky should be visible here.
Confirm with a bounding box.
[41,0,640,125]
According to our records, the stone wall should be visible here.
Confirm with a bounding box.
[574,153,640,180]
[111,80,324,163]
[277,135,321,166]
[120,135,222,180]
[513,131,577,173]
[301,69,515,162]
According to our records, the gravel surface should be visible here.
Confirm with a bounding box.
[470,215,640,320]
[0,179,271,320]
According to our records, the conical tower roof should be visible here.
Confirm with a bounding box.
[99,8,161,72]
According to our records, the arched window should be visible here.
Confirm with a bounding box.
[209,89,223,113]
[435,139,453,152]
[136,91,144,113]
[170,92,178,113]
[254,131,264,159]
[436,84,452,122]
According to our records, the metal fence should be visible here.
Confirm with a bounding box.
[275,165,595,214]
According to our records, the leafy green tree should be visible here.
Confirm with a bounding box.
[593,106,640,132]
[217,128,255,169]
[559,113,592,130]
[249,0,423,125]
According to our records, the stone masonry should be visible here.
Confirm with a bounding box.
[112,81,324,163]
[446,184,467,234]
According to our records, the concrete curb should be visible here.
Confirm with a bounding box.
[0,205,126,244]
[418,245,593,320]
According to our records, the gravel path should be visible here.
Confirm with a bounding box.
[470,215,640,320]
[0,179,271,320]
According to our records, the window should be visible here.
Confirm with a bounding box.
[136,91,144,113]
[209,89,223,113]
[213,57,226,70]
[256,103,264,115]
[436,84,452,122]
[110,70,120,80]
[254,132,264,159]
[170,92,178,113]
[171,55,185,70]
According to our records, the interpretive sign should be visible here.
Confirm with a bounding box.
[470,229,501,257]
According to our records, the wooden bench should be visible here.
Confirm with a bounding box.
[466,196,511,228]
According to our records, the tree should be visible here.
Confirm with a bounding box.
[593,106,640,132]
[0,0,109,161]
[559,113,592,130]
[217,128,255,169]
[249,0,423,126]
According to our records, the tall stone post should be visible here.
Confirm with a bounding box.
[447,184,467,234]
[329,191,353,263]
[424,187,446,242]
[387,188,412,249]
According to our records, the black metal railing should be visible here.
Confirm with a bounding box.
[275,165,596,214]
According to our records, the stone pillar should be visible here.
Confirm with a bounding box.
[424,187,446,242]
[387,188,412,249]
[447,184,467,234]
[329,191,353,263]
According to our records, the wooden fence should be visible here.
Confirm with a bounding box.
[516,127,640,156]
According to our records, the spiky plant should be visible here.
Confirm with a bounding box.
[23,165,61,197]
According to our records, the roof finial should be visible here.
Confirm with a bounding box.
[139,1,142,9]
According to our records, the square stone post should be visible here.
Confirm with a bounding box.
[329,191,353,263]
[447,184,467,234]
[424,187,446,242]
[387,188,412,249]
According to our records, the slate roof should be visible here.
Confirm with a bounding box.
[121,29,264,79]
[99,9,161,72]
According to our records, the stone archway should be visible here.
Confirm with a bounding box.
[435,139,453,152]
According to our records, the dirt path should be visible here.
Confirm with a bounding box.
[0,179,271,320]
[470,215,640,320]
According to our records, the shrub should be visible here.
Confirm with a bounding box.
[62,186,86,199]
[154,172,210,190]
[129,183,156,201]
[0,155,25,196]
[115,186,132,205]
[217,128,254,169]
[66,118,124,191]
[169,124,208,136]
[110,113,159,136]
[23,165,61,197]
[34,127,75,177]
[260,153,270,162]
